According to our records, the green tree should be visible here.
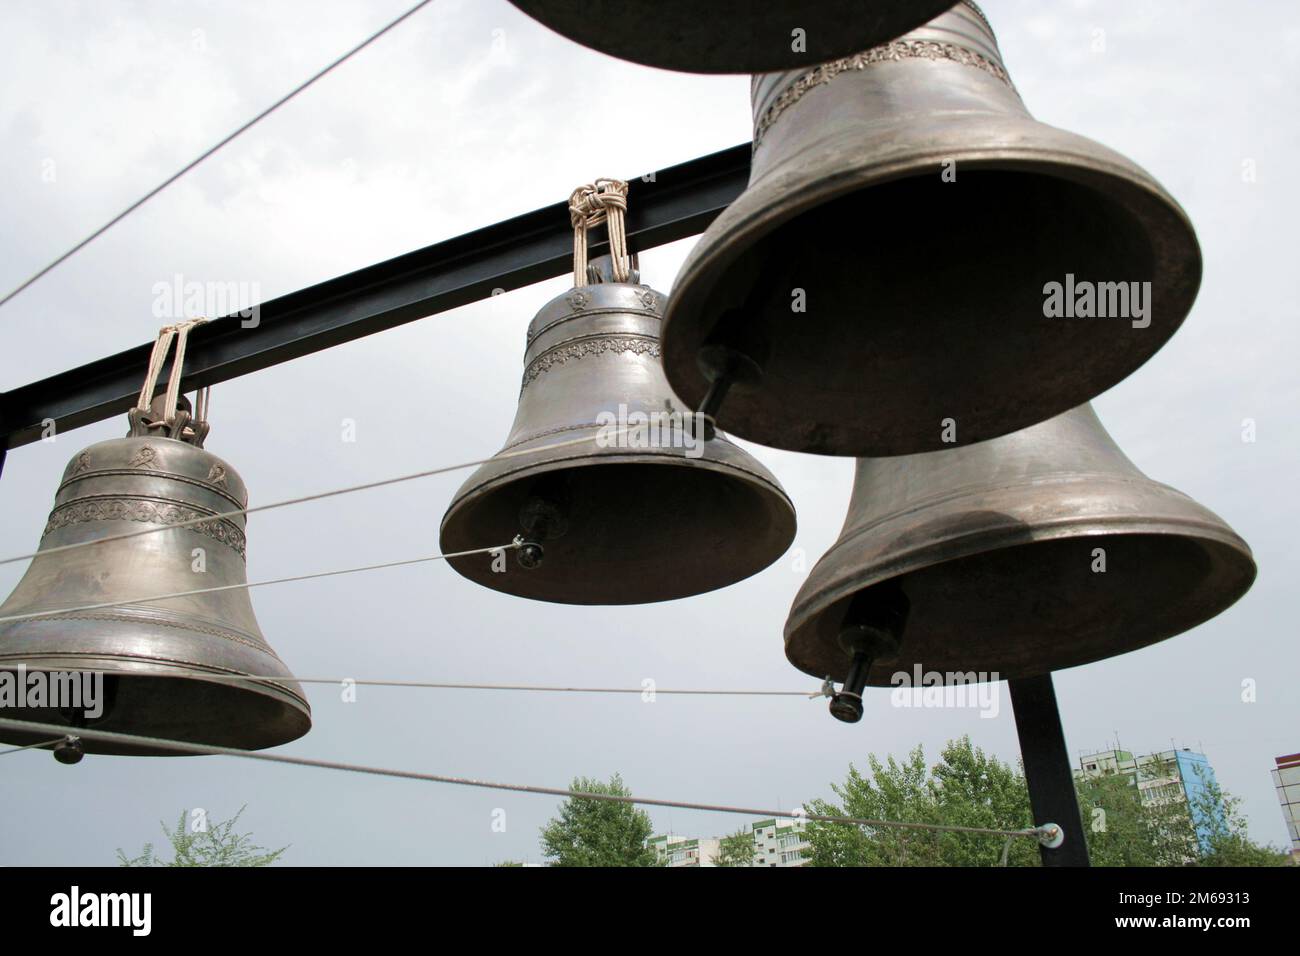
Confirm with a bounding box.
[540,774,660,867]
[805,738,1038,867]
[1076,772,1196,866]
[806,738,1284,867]
[929,736,1039,866]
[1191,780,1289,867]
[805,745,944,867]
[715,827,756,867]
[117,806,287,867]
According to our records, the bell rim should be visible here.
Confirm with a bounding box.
[440,451,797,605]
[0,654,312,755]
[662,135,1203,456]
[0,653,310,710]
[505,0,961,75]
[783,509,1256,683]
[443,441,794,518]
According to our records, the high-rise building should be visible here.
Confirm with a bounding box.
[1075,747,1221,852]
[649,834,721,867]
[650,815,811,867]
[1271,752,1300,865]
[751,817,810,867]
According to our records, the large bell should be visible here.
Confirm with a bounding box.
[0,396,310,755]
[785,405,1255,719]
[662,1,1203,456]
[507,0,957,74]
[440,259,796,604]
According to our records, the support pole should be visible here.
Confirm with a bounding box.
[1009,673,1090,866]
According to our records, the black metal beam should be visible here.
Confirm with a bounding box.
[1009,674,1091,866]
[0,143,752,449]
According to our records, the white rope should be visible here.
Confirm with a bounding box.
[135,327,177,411]
[569,178,631,285]
[135,319,207,424]
[194,385,211,427]
[0,717,1049,844]
[0,541,519,626]
[0,419,685,569]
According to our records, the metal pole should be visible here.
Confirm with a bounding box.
[1009,673,1090,866]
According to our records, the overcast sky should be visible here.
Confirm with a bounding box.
[1,0,1296,865]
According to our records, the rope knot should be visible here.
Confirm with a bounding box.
[568,178,631,286]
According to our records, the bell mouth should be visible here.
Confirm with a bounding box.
[507,0,959,75]
[440,455,796,604]
[0,662,311,756]
[785,530,1256,685]
[664,159,1201,457]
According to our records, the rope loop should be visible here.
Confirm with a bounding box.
[134,318,211,440]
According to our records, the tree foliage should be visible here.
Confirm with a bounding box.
[805,738,1037,867]
[1076,771,1195,866]
[539,774,660,867]
[1191,780,1290,867]
[715,827,756,867]
[117,806,287,867]
[804,737,1283,867]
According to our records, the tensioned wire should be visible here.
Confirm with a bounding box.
[0,419,707,570]
[0,717,1050,845]
[0,668,822,697]
[0,542,518,625]
[0,0,439,311]
[0,736,68,757]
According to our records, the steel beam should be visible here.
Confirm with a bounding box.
[0,143,751,449]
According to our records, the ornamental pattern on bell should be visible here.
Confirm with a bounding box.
[42,497,247,558]
[754,39,1014,147]
[127,445,157,468]
[520,335,661,391]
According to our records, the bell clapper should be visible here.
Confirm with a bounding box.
[52,735,84,765]
[515,537,545,569]
[693,258,781,441]
[696,338,765,443]
[829,586,910,724]
[515,485,569,571]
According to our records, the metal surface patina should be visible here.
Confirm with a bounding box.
[0,397,310,755]
[440,259,796,604]
[507,0,957,75]
[785,405,1256,686]
[662,2,1204,456]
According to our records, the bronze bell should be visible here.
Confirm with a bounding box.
[785,405,1255,721]
[440,258,796,604]
[507,0,957,74]
[0,394,310,755]
[662,1,1203,456]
